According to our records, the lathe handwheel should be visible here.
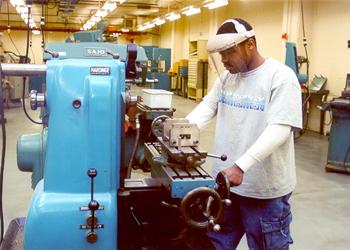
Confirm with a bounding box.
[215,171,231,199]
[150,115,170,137]
[180,187,223,230]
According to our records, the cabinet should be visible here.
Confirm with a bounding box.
[187,40,208,101]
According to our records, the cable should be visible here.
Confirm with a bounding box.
[126,113,141,178]
[0,60,6,244]
[6,0,20,55]
[344,144,350,173]
[22,7,43,125]
[300,0,309,81]
[30,46,36,64]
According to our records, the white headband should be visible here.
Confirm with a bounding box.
[207,19,255,53]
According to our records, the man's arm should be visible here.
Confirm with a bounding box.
[186,101,216,129]
[185,78,222,128]
[223,124,292,186]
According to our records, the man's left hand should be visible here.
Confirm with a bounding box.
[223,164,244,186]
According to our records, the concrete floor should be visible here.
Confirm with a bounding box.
[2,92,350,249]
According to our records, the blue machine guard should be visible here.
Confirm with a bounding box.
[24,58,124,250]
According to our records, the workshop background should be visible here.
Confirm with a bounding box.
[0,0,349,249]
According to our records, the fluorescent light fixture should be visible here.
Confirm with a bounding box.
[204,0,228,9]
[96,9,108,18]
[121,28,129,32]
[154,18,165,26]
[20,12,28,19]
[145,22,155,29]
[165,12,181,21]
[10,0,24,7]
[110,32,120,37]
[91,16,101,22]
[137,25,147,31]
[102,1,117,12]
[32,29,40,35]
[182,6,200,16]
[16,6,27,13]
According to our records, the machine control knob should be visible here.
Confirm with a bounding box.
[207,153,227,161]
[30,90,45,110]
[86,231,98,244]
[208,217,221,232]
[87,168,97,178]
[88,200,100,211]
[222,199,232,207]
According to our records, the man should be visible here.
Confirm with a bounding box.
[186,18,302,249]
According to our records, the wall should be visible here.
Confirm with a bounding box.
[158,0,284,91]
[292,0,350,133]
[307,0,350,97]
[1,30,71,64]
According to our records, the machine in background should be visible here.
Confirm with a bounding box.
[143,45,171,91]
[1,51,30,108]
[321,74,350,174]
[1,41,231,250]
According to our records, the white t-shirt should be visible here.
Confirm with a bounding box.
[187,58,302,199]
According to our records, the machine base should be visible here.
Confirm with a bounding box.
[325,164,350,175]
[118,181,215,250]
[0,217,25,250]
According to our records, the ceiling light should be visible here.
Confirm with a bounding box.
[182,6,200,16]
[165,12,180,21]
[154,18,165,26]
[110,32,120,37]
[32,29,40,35]
[16,6,27,13]
[137,25,147,31]
[145,22,155,29]
[102,1,117,12]
[91,16,101,22]
[96,10,108,18]
[204,0,228,9]
[10,0,24,7]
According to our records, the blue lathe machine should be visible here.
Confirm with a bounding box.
[1,42,230,250]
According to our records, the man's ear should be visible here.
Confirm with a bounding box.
[245,38,255,50]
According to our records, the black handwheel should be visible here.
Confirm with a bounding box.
[215,171,231,199]
[180,187,223,229]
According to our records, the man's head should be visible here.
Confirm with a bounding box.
[207,18,259,74]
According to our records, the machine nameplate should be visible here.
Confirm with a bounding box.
[90,67,111,75]
[85,47,108,57]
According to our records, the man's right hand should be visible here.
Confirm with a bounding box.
[222,164,244,186]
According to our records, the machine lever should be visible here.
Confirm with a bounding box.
[44,49,59,58]
[87,168,97,201]
[107,51,120,59]
[207,153,227,161]
[86,168,99,243]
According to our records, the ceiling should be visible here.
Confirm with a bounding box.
[0,0,203,33]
